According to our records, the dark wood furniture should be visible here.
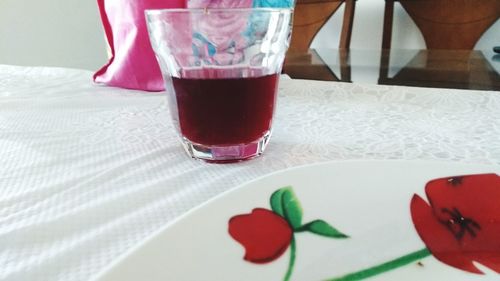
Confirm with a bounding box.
[379,49,500,90]
[379,0,500,89]
[284,48,500,90]
[283,0,356,81]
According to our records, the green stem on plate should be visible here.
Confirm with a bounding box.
[283,236,297,281]
[294,225,308,232]
[325,248,431,281]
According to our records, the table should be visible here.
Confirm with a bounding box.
[1,64,500,281]
[284,48,500,90]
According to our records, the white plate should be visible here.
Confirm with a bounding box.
[93,160,500,281]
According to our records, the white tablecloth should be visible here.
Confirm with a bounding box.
[1,65,500,281]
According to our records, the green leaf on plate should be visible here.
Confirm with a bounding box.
[302,220,349,238]
[270,188,286,217]
[282,188,303,229]
[270,186,303,229]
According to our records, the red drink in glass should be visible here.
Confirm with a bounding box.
[172,73,279,146]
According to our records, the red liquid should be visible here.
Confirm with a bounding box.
[172,74,279,145]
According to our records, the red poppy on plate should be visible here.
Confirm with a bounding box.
[228,208,293,263]
[228,187,348,281]
[411,173,500,274]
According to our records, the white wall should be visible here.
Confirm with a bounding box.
[0,0,107,71]
[0,0,498,71]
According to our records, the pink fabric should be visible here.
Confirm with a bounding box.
[94,0,186,91]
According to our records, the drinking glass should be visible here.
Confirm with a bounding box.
[146,8,293,162]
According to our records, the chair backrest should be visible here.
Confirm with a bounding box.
[382,0,500,50]
[289,0,356,52]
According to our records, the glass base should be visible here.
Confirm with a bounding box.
[181,131,271,163]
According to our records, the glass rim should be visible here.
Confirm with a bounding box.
[145,7,293,15]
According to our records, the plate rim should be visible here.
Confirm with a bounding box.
[91,159,500,281]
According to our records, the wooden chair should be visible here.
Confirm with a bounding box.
[283,0,356,81]
[379,0,500,90]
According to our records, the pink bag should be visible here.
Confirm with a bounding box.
[94,0,186,91]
